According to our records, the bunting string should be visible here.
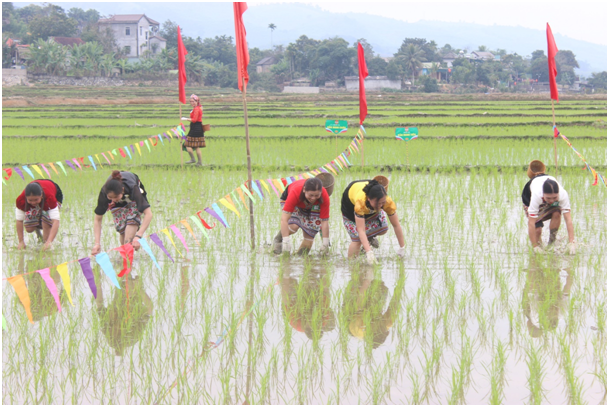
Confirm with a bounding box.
[554,126,606,187]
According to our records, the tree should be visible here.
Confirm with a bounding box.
[367,57,387,76]
[477,45,487,52]
[67,7,100,35]
[530,50,545,62]
[354,38,374,60]
[268,23,276,47]
[588,71,607,90]
[81,24,117,55]
[422,76,439,92]
[160,20,179,50]
[396,43,426,85]
[285,35,320,77]
[386,58,403,81]
[28,38,68,75]
[23,4,77,43]
[396,38,441,63]
[528,56,549,82]
[555,50,579,85]
[311,36,355,84]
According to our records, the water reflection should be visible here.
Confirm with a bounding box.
[95,274,153,356]
[521,255,573,337]
[17,253,65,322]
[341,265,404,349]
[280,259,336,341]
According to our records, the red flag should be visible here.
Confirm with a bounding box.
[546,23,559,102]
[177,25,188,104]
[233,2,250,92]
[358,42,369,125]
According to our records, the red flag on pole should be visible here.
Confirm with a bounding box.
[177,25,188,104]
[546,23,559,102]
[357,42,369,125]
[233,2,250,92]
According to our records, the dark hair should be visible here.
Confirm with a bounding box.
[362,180,387,201]
[542,179,559,194]
[104,170,124,195]
[25,182,43,197]
[299,178,324,204]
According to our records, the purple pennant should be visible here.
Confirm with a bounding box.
[130,145,135,154]
[78,257,97,298]
[65,160,77,171]
[205,207,227,228]
[320,167,329,173]
[255,180,264,197]
[13,167,24,180]
[150,233,174,262]
[163,132,171,141]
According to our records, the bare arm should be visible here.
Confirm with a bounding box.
[563,211,575,243]
[42,220,60,251]
[280,211,292,237]
[321,220,329,239]
[388,213,405,248]
[16,220,25,249]
[92,214,104,255]
[528,217,540,247]
[355,216,372,252]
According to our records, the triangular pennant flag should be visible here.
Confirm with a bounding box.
[36,268,61,312]
[163,132,171,141]
[135,143,142,156]
[55,161,67,175]
[118,148,127,158]
[124,146,132,159]
[65,160,77,172]
[189,215,210,239]
[95,252,121,289]
[241,185,256,203]
[236,187,248,207]
[22,165,35,179]
[157,134,164,145]
[219,197,240,218]
[224,194,237,210]
[230,190,243,209]
[333,159,343,170]
[144,139,152,152]
[109,150,116,159]
[180,219,200,245]
[94,154,103,168]
[72,158,82,170]
[55,262,73,306]
[3,168,12,180]
[252,181,264,200]
[2,178,5,185]
[149,137,158,147]
[78,257,97,298]
[7,275,33,323]
[196,211,216,229]
[267,178,279,197]
[138,237,161,269]
[40,164,52,178]
[88,156,97,171]
[150,233,174,262]
[2,315,7,331]
[324,165,337,175]
[14,167,24,180]
[113,244,134,277]
[342,153,352,166]
[101,153,111,165]
[169,224,189,253]
[286,177,293,186]
[206,205,229,228]
[79,157,88,168]
[166,130,174,139]
[273,179,285,193]
[161,228,184,257]
[259,179,271,195]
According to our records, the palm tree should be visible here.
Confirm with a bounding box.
[268,23,276,47]
[398,44,426,85]
[116,58,129,75]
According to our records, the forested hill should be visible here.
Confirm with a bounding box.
[34,2,607,75]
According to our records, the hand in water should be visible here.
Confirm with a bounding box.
[397,246,406,258]
[533,246,545,255]
[366,250,376,265]
[282,240,292,253]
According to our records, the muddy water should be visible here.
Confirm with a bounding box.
[2,171,606,404]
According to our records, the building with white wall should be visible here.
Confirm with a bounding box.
[98,14,166,61]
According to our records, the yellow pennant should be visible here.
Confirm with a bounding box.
[259,179,271,195]
[31,164,45,178]
[135,143,142,156]
[324,165,337,175]
[161,228,184,257]
[95,154,103,168]
[55,262,73,306]
[219,198,240,218]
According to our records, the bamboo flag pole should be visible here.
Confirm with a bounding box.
[179,103,183,168]
[242,77,256,249]
[551,100,558,175]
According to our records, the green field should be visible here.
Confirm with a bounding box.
[2,94,607,404]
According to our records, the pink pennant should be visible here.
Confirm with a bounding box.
[267,178,279,197]
[101,152,111,165]
[72,158,82,170]
[36,268,61,312]
[40,164,52,178]
[169,224,189,253]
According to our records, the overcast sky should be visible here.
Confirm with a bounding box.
[249,1,608,46]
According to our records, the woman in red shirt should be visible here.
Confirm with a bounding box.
[272,177,332,255]
[15,179,63,251]
[182,94,205,166]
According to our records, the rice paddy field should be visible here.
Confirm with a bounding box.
[2,90,607,404]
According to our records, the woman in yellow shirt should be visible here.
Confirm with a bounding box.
[340,179,405,263]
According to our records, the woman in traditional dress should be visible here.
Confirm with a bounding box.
[182,94,205,166]
[15,179,63,251]
[341,179,405,264]
[272,177,331,255]
[91,170,153,255]
[521,160,576,254]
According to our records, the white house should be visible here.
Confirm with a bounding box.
[98,14,166,61]
[470,51,495,61]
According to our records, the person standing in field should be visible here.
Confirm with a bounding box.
[181,94,205,166]
[273,177,332,255]
[341,179,406,264]
[521,160,576,254]
[91,170,153,255]
[15,179,63,251]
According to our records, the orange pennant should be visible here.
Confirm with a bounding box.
[7,275,33,323]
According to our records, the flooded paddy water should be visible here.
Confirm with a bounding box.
[2,96,607,404]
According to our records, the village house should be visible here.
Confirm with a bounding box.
[470,51,496,61]
[256,57,276,73]
[97,14,166,61]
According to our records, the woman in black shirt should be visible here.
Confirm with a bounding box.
[91,170,153,255]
